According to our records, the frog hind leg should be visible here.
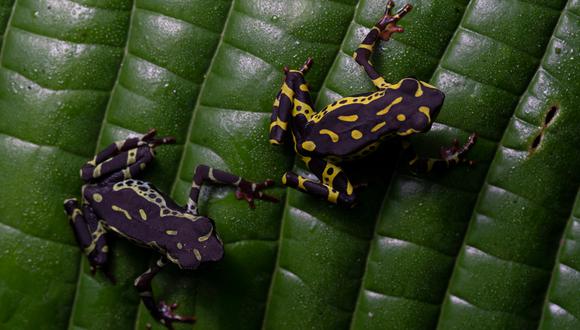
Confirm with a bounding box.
[64,198,112,279]
[269,58,315,145]
[134,257,195,328]
[282,156,356,207]
[353,1,412,89]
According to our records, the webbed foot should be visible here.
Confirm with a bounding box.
[283,57,314,76]
[440,133,478,165]
[236,179,279,209]
[157,301,196,330]
[141,128,176,148]
[378,1,413,40]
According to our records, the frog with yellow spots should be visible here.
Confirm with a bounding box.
[269,1,477,207]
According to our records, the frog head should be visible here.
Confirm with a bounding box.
[412,87,445,133]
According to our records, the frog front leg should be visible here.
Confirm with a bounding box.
[283,156,356,207]
[353,0,412,89]
[187,165,278,214]
[400,133,478,173]
[64,199,112,278]
[134,257,194,329]
[269,58,314,145]
[80,129,175,184]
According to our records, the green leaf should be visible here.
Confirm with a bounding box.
[0,0,578,329]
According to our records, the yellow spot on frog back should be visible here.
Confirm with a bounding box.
[165,230,178,236]
[397,114,406,121]
[371,122,386,133]
[92,193,103,202]
[299,84,309,92]
[139,209,147,221]
[301,141,316,151]
[193,249,202,261]
[419,106,431,122]
[319,129,339,142]
[337,115,358,122]
[376,97,403,115]
[177,242,183,249]
[351,130,363,140]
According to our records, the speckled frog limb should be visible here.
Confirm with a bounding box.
[64,129,277,328]
[269,1,476,207]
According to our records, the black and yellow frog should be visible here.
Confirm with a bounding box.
[269,1,476,207]
[63,129,277,328]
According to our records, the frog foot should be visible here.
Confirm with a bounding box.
[440,133,478,165]
[378,1,413,40]
[157,301,196,330]
[141,128,176,148]
[235,179,279,209]
[283,57,314,76]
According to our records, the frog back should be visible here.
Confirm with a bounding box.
[85,180,224,269]
[298,78,444,157]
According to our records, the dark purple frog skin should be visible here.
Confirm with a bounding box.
[269,1,477,207]
[64,129,277,329]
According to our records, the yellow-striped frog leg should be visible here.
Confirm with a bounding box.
[268,1,477,207]
[64,129,278,328]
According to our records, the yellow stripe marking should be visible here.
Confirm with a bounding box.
[351,130,363,140]
[419,106,431,122]
[297,176,307,190]
[415,82,423,97]
[281,82,294,99]
[346,182,353,195]
[70,209,83,221]
[112,205,132,220]
[198,227,213,242]
[269,139,281,145]
[327,189,339,204]
[358,43,374,51]
[376,97,403,115]
[93,164,102,178]
[338,115,358,122]
[270,118,288,131]
[398,128,420,136]
[319,129,339,142]
[273,97,280,107]
[371,122,386,133]
[139,209,147,221]
[372,77,387,88]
